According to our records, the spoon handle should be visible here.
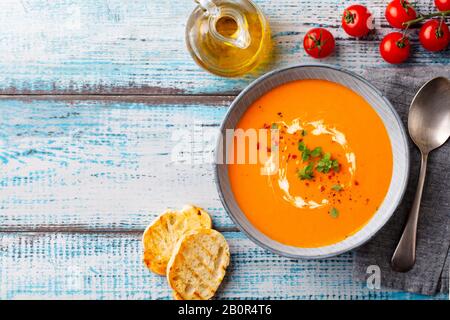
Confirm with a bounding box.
[391,152,428,272]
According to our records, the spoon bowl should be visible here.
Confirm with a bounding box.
[408,77,450,153]
[391,77,450,272]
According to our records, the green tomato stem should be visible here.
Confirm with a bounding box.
[402,10,450,28]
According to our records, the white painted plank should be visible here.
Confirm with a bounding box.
[0,231,444,299]
[0,0,447,94]
[0,98,236,230]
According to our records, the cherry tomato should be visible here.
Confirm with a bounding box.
[342,5,374,38]
[435,0,450,11]
[303,28,335,59]
[385,0,417,29]
[419,19,450,52]
[380,32,411,64]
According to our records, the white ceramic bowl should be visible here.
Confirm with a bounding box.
[214,64,410,259]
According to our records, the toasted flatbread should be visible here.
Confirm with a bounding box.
[142,205,212,275]
[167,228,230,300]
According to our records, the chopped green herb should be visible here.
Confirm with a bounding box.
[331,184,343,191]
[316,152,340,173]
[332,159,340,172]
[296,143,340,180]
[329,207,339,218]
[316,161,327,173]
[301,130,307,136]
[298,141,307,151]
[271,123,278,129]
[311,147,322,157]
[298,164,314,180]
[298,141,311,161]
[301,149,310,161]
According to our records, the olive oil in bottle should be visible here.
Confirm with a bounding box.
[186,0,271,77]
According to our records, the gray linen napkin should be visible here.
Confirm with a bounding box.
[352,67,450,296]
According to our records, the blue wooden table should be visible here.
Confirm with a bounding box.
[0,0,448,300]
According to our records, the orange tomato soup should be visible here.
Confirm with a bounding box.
[228,80,393,247]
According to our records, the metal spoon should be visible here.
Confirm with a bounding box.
[391,77,450,272]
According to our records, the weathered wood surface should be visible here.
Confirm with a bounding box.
[0,98,236,231]
[0,0,449,300]
[0,231,444,300]
[0,0,448,95]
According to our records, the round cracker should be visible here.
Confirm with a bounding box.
[167,229,230,300]
[142,205,212,275]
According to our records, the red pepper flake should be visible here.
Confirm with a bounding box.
[305,182,309,186]
[277,112,283,117]
[256,142,260,150]
[263,123,270,129]
[320,186,325,192]
[354,181,359,186]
